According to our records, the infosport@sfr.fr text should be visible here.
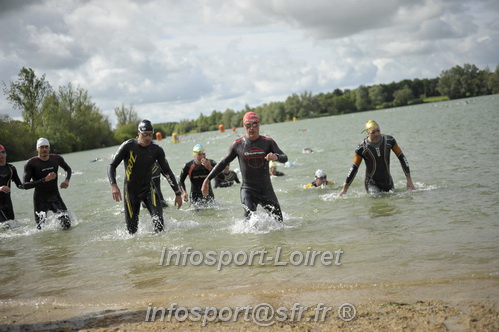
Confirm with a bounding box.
[158,247,344,271]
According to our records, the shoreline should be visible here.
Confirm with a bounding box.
[1,278,497,331]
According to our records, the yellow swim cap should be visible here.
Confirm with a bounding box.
[269,160,276,168]
[365,120,380,133]
[193,144,205,155]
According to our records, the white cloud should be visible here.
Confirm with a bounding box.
[0,0,497,126]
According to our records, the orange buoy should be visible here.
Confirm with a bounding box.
[219,124,225,132]
[155,132,163,141]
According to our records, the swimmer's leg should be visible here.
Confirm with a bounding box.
[124,189,141,234]
[263,203,283,223]
[240,188,257,220]
[51,199,71,229]
[144,184,164,233]
[34,199,48,229]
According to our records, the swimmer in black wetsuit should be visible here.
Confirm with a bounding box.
[23,138,72,229]
[151,161,168,208]
[108,120,182,234]
[179,144,216,207]
[202,112,288,222]
[0,145,24,222]
[338,120,415,196]
[214,163,240,188]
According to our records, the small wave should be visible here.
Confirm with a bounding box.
[229,212,289,234]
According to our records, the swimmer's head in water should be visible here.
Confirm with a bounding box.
[315,169,326,178]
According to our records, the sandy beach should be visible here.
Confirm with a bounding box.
[1,277,497,331]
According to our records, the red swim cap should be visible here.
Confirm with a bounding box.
[0,145,5,151]
[243,112,259,124]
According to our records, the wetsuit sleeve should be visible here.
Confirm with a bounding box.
[157,156,180,193]
[107,141,129,185]
[344,154,362,186]
[393,144,411,176]
[11,165,24,189]
[23,160,43,190]
[214,174,222,188]
[57,155,72,181]
[178,163,189,192]
[270,140,288,163]
[207,143,238,180]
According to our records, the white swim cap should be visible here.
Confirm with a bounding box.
[36,137,50,148]
[315,169,326,178]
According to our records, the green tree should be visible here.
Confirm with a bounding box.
[0,115,37,161]
[38,83,116,153]
[487,65,499,93]
[393,86,414,106]
[113,103,139,142]
[355,85,371,111]
[368,85,386,108]
[2,67,53,131]
[114,103,139,127]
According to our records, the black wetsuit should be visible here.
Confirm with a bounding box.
[214,170,240,188]
[179,159,216,205]
[0,164,23,222]
[207,135,288,222]
[344,134,411,193]
[151,161,168,208]
[108,139,180,234]
[23,155,72,229]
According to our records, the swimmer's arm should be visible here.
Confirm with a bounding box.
[339,154,362,196]
[393,144,415,190]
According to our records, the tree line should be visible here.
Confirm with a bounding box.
[1,63,498,161]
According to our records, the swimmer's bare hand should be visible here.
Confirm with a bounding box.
[60,179,69,189]
[201,158,212,171]
[45,172,57,182]
[174,195,182,209]
[182,191,189,202]
[111,184,122,202]
[0,186,10,193]
[265,153,278,161]
[201,178,210,196]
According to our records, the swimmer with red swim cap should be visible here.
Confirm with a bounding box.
[202,112,288,222]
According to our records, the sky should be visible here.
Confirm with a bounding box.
[1,0,498,127]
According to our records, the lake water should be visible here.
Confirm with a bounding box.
[1,95,498,312]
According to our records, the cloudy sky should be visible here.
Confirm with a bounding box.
[1,0,497,126]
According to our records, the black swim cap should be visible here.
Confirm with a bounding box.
[138,119,154,132]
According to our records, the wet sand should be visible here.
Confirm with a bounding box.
[1,277,497,331]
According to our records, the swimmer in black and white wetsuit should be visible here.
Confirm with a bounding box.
[23,138,72,229]
[338,120,415,196]
[202,112,288,222]
[108,120,182,234]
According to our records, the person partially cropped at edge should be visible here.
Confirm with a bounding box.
[338,120,415,196]
[23,138,72,229]
[201,112,288,222]
[0,145,24,222]
[179,144,217,207]
[108,120,182,234]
